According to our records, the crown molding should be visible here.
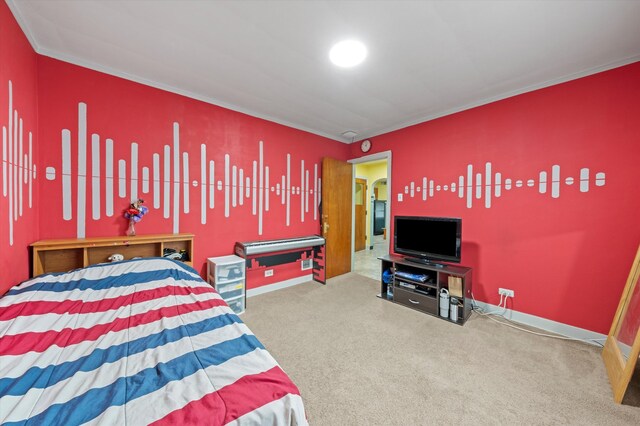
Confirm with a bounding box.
[364,55,640,140]
[6,0,40,52]
[35,46,351,145]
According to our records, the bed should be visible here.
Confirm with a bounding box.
[0,257,307,425]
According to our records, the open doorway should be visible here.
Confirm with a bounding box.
[349,151,391,281]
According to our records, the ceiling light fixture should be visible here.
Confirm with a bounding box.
[329,40,367,68]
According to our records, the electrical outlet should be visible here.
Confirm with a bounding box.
[301,259,312,270]
[498,288,514,297]
[264,269,274,277]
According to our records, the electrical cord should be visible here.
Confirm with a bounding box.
[475,292,507,316]
[471,292,606,348]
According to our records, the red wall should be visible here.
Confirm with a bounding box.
[3,2,639,334]
[0,2,39,293]
[36,57,349,279]
[350,62,640,334]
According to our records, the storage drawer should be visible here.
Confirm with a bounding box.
[214,263,245,283]
[226,296,245,315]
[393,287,438,315]
[216,279,244,299]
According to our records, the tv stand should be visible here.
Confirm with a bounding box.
[378,254,473,325]
[405,257,445,268]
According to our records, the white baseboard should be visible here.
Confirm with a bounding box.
[246,274,313,298]
[472,300,607,346]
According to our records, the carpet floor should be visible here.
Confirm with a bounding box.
[241,273,640,425]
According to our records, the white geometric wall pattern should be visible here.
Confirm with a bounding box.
[2,81,36,246]
[397,162,605,207]
[44,102,321,238]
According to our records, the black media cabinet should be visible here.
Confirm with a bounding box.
[379,254,473,325]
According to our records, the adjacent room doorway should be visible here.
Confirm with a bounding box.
[354,178,367,252]
[349,151,391,281]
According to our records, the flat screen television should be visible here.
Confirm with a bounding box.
[394,216,462,265]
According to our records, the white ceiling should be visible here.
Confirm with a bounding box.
[8,0,640,143]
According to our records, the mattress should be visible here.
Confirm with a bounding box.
[0,258,307,425]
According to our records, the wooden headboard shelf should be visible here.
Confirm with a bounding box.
[31,233,194,276]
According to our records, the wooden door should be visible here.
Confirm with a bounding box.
[355,178,367,252]
[322,157,352,278]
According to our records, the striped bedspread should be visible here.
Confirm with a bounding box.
[0,258,307,425]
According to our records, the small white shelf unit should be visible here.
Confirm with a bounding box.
[207,254,246,315]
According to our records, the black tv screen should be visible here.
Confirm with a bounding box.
[394,216,462,263]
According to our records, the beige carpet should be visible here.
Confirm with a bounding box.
[241,273,640,425]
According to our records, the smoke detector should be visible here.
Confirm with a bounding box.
[341,130,358,141]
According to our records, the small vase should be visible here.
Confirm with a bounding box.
[126,219,136,236]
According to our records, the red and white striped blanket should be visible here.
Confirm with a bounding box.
[0,258,307,425]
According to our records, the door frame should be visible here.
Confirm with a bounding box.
[348,150,392,270]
